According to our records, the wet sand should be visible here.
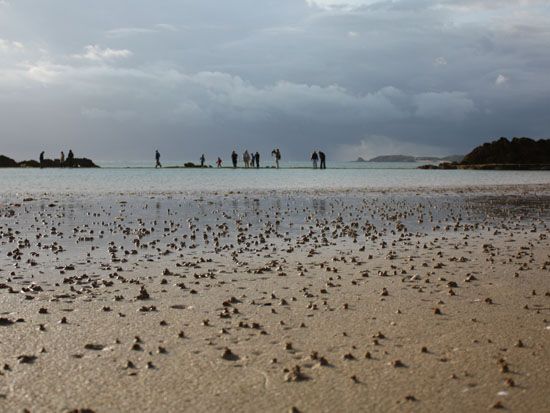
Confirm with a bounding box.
[0,186,549,412]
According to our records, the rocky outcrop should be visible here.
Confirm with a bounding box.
[70,158,99,168]
[0,155,18,168]
[418,137,550,170]
[418,162,457,170]
[461,137,550,165]
[183,162,210,168]
[418,163,550,170]
[1,155,99,168]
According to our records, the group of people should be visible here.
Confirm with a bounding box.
[154,147,325,169]
[310,150,326,169]
[39,150,75,168]
[230,150,262,169]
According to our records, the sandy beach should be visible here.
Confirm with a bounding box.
[0,186,549,412]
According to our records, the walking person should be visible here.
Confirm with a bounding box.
[319,151,326,169]
[255,152,260,169]
[311,151,319,169]
[231,150,238,168]
[155,149,162,168]
[216,157,223,168]
[200,154,206,167]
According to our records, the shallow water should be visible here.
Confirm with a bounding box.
[1,161,549,195]
[2,191,548,276]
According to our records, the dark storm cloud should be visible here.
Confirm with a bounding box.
[0,0,549,160]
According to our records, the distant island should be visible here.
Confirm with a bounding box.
[354,154,464,163]
[418,137,550,170]
[0,154,99,168]
[368,155,416,162]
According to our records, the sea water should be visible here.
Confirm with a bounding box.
[0,161,549,196]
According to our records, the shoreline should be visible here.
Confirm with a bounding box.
[1,182,550,200]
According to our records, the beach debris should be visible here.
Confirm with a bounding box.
[284,365,308,382]
[17,355,37,364]
[135,286,150,300]
[84,344,104,351]
[221,347,238,361]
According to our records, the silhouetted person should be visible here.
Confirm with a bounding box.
[60,151,65,166]
[311,151,319,169]
[217,157,223,168]
[319,151,326,169]
[67,150,74,167]
[255,152,260,169]
[231,150,238,168]
[271,148,281,169]
[155,150,162,168]
[39,151,45,168]
[249,150,255,168]
[200,154,206,167]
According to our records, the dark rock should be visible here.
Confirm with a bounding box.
[1,155,99,168]
[182,162,210,168]
[221,347,239,361]
[462,137,550,165]
[0,155,18,168]
[17,355,37,364]
[135,286,150,300]
[84,343,105,351]
[419,137,550,170]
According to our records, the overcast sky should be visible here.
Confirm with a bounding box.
[1,0,549,161]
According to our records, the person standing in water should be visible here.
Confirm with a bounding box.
[319,151,326,169]
[155,150,162,168]
[67,150,74,167]
[255,152,260,168]
[60,151,65,166]
[272,148,281,169]
[311,151,319,169]
[200,154,206,167]
[39,151,45,168]
[249,151,254,168]
[231,150,238,168]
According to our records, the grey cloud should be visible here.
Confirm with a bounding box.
[414,92,475,121]
[0,0,549,161]
[81,108,137,121]
[72,45,133,61]
[105,28,158,38]
[105,24,179,38]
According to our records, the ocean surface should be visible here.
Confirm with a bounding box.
[1,161,549,196]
